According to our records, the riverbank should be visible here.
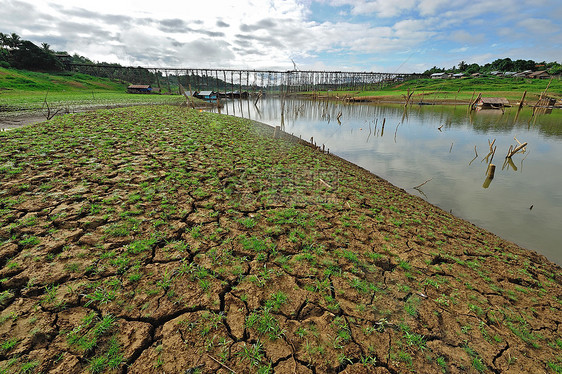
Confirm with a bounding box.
[0,98,211,130]
[300,76,562,107]
[1,106,561,373]
[301,92,562,107]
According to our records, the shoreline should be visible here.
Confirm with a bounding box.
[0,106,561,373]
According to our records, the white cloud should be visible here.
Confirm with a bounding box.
[449,46,468,53]
[518,18,558,34]
[417,0,452,16]
[351,0,417,17]
[450,30,485,44]
[0,0,559,71]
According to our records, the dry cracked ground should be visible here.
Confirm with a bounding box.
[0,105,561,374]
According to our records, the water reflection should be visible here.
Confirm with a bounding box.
[212,98,562,265]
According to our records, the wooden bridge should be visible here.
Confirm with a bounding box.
[69,63,423,94]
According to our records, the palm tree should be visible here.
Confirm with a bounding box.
[9,33,21,49]
[41,42,51,53]
[0,32,8,48]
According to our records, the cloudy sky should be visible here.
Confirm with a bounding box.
[1,0,560,72]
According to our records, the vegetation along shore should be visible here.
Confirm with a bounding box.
[1,105,561,373]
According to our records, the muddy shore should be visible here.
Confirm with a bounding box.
[0,106,561,373]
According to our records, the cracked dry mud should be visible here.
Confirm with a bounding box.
[0,105,561,373]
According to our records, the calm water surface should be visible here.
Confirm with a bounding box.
[212,98,562,265]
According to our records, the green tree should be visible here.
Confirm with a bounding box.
[9,40,63,70]
[0,32,10,67]
[513,59,536,71]
[71,53,94,64]
[8,32,21,49]
[41,42,52,53]
[423,66,445,75]
[465,63,480,74]
[490,58,514,72]
[0,32,8,48]
[547,63,562,75]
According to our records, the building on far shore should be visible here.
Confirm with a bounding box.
[430,72,450,79]
[476,97,510,109]
[127,85,155,94]
[194,91,218,100]
[528,70,550,79]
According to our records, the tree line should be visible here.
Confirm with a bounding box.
[424,58,562,76]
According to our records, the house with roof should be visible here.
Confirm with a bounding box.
[127,85,154,94]
[513,70,532,78]
[430,73,450,79]
[476,97,510,109]
[528,70,550,79]
[194,91,218,100]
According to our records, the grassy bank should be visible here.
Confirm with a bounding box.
[0,106,561,373]
[0,67,185,115]
[307,76,562,104]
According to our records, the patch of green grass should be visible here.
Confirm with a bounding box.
[19,236,40,247]
[404,295,421,317]
[547,361,562,373]
[246,307,284,340]
[1,337,18,352]
[265,291,288,312]
[238,340,265,367]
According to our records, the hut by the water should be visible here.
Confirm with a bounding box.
[127,85,154,94]
[476,97,510,109]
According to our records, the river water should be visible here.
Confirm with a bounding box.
[212,98,562,265]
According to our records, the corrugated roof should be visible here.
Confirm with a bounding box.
[479,97,509,105]
[198,91,215,96]
[529,70,549,77]
[128,85,151,89]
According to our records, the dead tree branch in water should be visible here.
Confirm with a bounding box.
[469,145,478,165]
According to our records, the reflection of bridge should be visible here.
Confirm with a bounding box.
[69,63,423,94]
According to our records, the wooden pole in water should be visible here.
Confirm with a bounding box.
[468,90,475,112]
[215,70,219,92]
[239,71,243,97]
[230,71,234,98]
[487,164,496,179]
[470,92,481,112]
[519,91,527,109]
